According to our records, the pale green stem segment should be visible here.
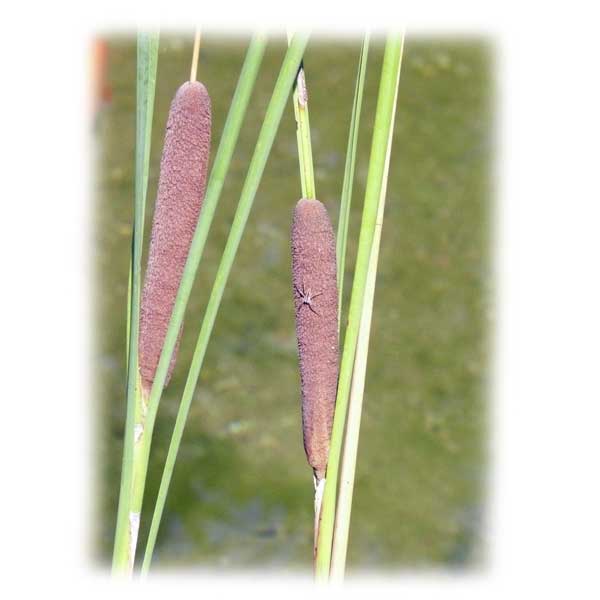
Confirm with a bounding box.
[288,33,316,199]
[314,35,405,581]
[112,31,159,575]
[126,261,132,372]
[329,35,404,580]
[336,34,370,327]
[140,34,308,574]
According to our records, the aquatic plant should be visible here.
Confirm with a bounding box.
[112,31,276,574]
[111,31,405,580]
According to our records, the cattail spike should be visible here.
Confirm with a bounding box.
[139,81,212,392]
[292,198,339,481]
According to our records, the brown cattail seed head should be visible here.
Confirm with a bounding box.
[291,198,339,481]
[139,81,212,392]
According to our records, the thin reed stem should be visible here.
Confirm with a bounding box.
[112,31,159,575]
[288,33,316,200]
[314,35,405,580]
[190,29,201,82]
[140,34,308,573]
[329,35,404,580]
[337,34,370,326]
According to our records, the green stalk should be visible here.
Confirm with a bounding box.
[140,34,308,573]
[112,31,159,574]
[126,261,132,372]
[314,35,404,580]
[288,34,316,199]
[336,34,370,326]
[330,36,404,580]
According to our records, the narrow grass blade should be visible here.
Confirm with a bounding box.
[140,34,308,573]
[112,31,159,574]
[288,34,316,199]
[336,34,370,326]
[330,35,404,579]
[314,35,405,580]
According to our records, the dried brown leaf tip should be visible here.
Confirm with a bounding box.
[139,81,212,393]
[291,198,339,481]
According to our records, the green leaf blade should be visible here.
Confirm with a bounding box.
[336,34,370,326]
[315,34,405,580]
[112,30,159,574]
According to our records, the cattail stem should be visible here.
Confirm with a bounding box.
[315,34,404,580]
[291,198,339,574]
[287,34,335,567]
[287,32,316,200]
[330,36,403,580]
[313,477,326,562]
[123,74,212,572]
[112,32,159,575]
[190,29,201,82]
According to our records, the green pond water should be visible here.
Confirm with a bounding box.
[95,35,492,572]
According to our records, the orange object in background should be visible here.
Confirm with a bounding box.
[91,38,112,120]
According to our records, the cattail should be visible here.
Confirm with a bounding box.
[139,81,212,393]
[291,198,339,482]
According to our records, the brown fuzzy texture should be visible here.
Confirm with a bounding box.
[139,81,212,392]
[291,198,339,481]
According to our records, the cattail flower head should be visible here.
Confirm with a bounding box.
[291,198,339,481]
[139,81,212,392]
